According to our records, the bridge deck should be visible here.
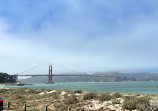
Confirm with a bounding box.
[16,74,117,77]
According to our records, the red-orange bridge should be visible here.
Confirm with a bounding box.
[13,65,119,84]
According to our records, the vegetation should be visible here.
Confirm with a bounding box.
[113,92,122,98]
[112,99,121,104]
[83,91,98,100]
[0,88,158,111]
[0,72,15,83]
[49,92,60,99]
[74,90,83,94]
[64,94,78,104]
[99,92,114,102]
[16,108,39,111]
[122,96,151,110]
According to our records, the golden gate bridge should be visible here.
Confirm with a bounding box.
[13,65,119,84]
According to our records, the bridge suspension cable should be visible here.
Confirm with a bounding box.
[14,64,119,84]
[17,64,41,74]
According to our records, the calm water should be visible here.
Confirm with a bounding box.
[4,82,158,94]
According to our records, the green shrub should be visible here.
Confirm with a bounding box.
[54,103,67,111]
[122,96,137,110]
[83,92,98,100]
[136,103,151,111]
[64,90,73,94]
[64,94,78,104]
[136,97,150,111]
[122,100,137,110]
[113,93,122,98]
[0,89,8,93]
[74,90,83,94]
[40,88,46,92]
[47,89,52,92]
[51,92,60,99]
[16,107,39,111]
[112,99,121,104]
[99,93,114,102]
[137,97,150,104]
[122,96,150,110]
[27,89,38,94]
[16,95,25,99]
[56,90,62,94]
[150,100,158,111]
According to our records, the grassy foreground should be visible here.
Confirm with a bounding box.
[0,88,158,111]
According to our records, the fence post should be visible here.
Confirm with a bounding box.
[7,101,10,109]
[46,105,48,111]
[68,107,71,111]
[24,104,26,111]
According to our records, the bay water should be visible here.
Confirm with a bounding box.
[4,82,158,94]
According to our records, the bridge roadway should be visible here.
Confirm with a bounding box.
[17,74,117,77]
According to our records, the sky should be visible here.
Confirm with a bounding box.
[0,0,158,74]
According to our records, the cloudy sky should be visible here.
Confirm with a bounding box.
[0,0,158,74]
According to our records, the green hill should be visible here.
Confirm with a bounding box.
[0,72,15,83]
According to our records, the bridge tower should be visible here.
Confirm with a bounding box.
[48,65,53,84]
[13,74,18,82]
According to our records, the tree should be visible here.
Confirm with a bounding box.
[0,72,15,83]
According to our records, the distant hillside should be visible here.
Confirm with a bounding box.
[118,72,158,81]
[19,72,158,83]
[0,72,15,83]
[20,76,116,83]
[20,73,116,83]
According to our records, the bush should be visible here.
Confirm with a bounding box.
[122,100,137,110]
[113,93,122,98]
[122,96,137,110]
[0,89,8,93]
[122,96,150,110]
[112,99,121,104]
[83,92,98,100]
[136,103,151,111]
[136,97,150,111]
[27,89,38,94]
[65,94,78,104]
[99,93,114,102]
[54,103,67,111]
[56,90,62,94]
[16,95,25,99]
[74,90,83,94]
[16,108,39,111]
[40,88,46,92]
[150,100,158,111]
[51,92,60,99]
[47,89,52,92]
[64,89,73,92]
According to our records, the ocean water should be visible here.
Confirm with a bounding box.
[4,82,158,94]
